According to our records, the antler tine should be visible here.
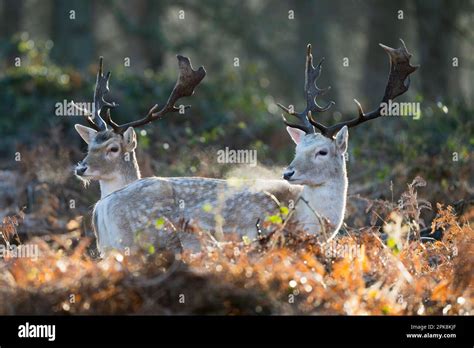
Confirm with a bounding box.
[72,57,117,131]
[276,103,314,134]
[72,102,102,131]
[308,39,419,138]
[277,44,334,134]
[304,45,335,114]
[379,39,418,102]
[113,55,206,133]
[93,57,117,131]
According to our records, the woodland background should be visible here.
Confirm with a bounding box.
[0,0,472,315]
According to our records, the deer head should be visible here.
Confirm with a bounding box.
[283,126,348,185]
[74,55,206,196]
[279,40,418,185]
[74,126,139,182]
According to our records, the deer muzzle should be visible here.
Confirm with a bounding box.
[75,162,88,176]
[283,168,295,181]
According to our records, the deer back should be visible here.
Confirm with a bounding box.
[93,177,303,252]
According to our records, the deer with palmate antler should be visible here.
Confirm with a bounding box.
[74,55,206,252]
[76,40,417,254]
[74,55,206,198]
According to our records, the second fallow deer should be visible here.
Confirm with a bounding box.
[74,54,206,199]
[74,54,206,251]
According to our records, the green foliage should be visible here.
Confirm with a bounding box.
[265,206,291,225]
[349,99,473,193]
[155,217,165,230]
[0,35,277,162]
[202,203,213,213]
[266,214,283,225]
[387,237,400,255]
[0,34,472,196]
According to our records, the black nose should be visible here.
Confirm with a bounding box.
[283,169,295,181]
[76,166,87,176]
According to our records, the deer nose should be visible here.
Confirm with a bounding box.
[76,165,87,176]
[283,169,295,181]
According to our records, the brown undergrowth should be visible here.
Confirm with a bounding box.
[0,180,472,315]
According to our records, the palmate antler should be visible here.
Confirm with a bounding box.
[73,57,117,131]
[277,44,335,134]
[109,55,206,134]
[279,39,419,138]
[76,55,206,134]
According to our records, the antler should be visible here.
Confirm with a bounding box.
[108,55,206,134]
[73,57,117,131]
[277,44,335,134]
[308,39,419,137]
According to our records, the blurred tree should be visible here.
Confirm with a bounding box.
[181,0,296,95]
[414,0,464,103]
[0,0,23,62]
[362,0,404,105]
[51,0,94,69]
[110,0,168,70]
[1,0,22,37]
[293,0,341,105]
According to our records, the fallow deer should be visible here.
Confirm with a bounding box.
[74,54,206,198]
[78,40,417,254]
[74,55,206,251]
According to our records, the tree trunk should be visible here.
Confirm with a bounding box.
[51,0,94,69]
[1,0,23,38]
[293,0,340,105]
[362,0,405,106]
[415,0,461,103]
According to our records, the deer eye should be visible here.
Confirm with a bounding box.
[109,146,119,153]
[317,149,328,156]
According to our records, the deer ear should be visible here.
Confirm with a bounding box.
[335,126,349,155]
[286,127,305,145]
[123,127,137,151]
[75,124,97,145]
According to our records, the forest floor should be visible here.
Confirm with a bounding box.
[0,170,472,315]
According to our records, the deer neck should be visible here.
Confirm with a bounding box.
[295,166,348,236]
[99,151,141,198]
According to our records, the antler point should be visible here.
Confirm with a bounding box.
[98,57,104,74]
[379,43,392,51]
[353,99,365,117]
